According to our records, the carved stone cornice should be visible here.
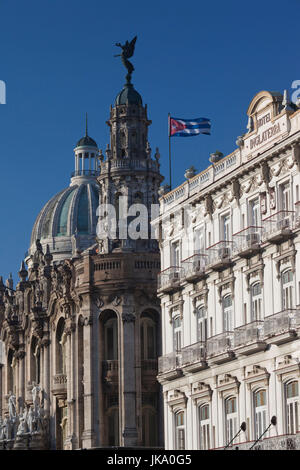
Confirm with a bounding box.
[245,365,270,390]
[191,382,213,403]
[167,389,188,410]
[217,374,240,397]
[274,355,300,382]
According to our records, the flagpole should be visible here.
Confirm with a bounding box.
[168,113,172,190]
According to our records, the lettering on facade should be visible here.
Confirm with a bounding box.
[250,120,281,150]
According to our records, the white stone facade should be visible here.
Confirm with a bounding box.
[156,90,300,450]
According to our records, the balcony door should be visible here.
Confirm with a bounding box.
[280,182,291,211]
[173,316,182,353]
[171,241,180,267]
[221,214,231,241]
[199,404,210,449]
[223,295,233,332]
[197,306,207,342]
[286,381,299,435]
[250,198,260,227]
[254,389,267,440]
[175,411,185,450]
[282,270,294,310]
[251,282,263,321]
[225,397,238,445]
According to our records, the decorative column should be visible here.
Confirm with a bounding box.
[65,319,77,450]
[121,305,138,447]
[81,313,95,448]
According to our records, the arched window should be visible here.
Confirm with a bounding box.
[7,349,15,394]
[140,317,156,360]
[253,389,267,439]
[197,306,207,342]
[104,317,118,360]
[223,295,233,332]
[225,396,237,445]
[56,319,66,374]
[142,407,157,447]
[286,381,299,434]
[175,411,185,450]
[199,404,210,449]
[251,282,262,321]
[31,337,41,384]
[282,270,294,309]
[173,316,182,352]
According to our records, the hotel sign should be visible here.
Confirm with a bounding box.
[244,110,287,160]
[250,113,281,150]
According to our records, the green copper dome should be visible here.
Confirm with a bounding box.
[115,83,142,106]
[76,135,98,148]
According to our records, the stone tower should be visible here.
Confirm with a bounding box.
[0,74,164,450]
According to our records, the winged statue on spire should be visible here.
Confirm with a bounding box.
[114,36,137,83]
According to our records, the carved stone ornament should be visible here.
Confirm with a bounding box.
[191,382,213,403]
[292,143,300,169]
[204,194,214,218]
[245,365,270,390]
[95,297,104,309]
[83,316,93,326]
[274,355,300,382]
[167,389,188,410]
[122,313,136,323]
[217,373,240,397]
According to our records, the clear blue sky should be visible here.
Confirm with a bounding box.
[0,0,299,283]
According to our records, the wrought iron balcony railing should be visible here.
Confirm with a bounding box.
[262,210,295,242]
[206,241,235,269]
[232,226,262,256]
[158,266,182,292]
[181,253,208,281]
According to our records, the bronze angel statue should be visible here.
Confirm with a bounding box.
[114,36,137,81]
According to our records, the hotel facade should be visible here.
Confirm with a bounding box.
[156,90,300,450]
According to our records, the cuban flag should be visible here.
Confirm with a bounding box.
[169,116,211,137]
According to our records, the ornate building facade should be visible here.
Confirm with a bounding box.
[0,76,164,449]
[156,90,300,450]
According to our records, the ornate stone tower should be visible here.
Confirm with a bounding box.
[0,40,164,450]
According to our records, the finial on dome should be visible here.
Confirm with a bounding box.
[85,112,88,137]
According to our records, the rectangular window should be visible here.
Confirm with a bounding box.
[171,241,180,267]
[221,214,231,241]
[250,198,260,226]
[280,182,291,211]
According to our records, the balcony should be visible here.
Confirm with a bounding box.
[232,226,262,258]
[181,341,207,373]
[158,267,183,293]
[225,433,300,450]
[206,241,235,271]
[262,210,295,243]
[52,373,67,396]
[206,332,235,365]
[102,360,119,383]
[264,308,300,345]
[234,321,266,356]
[295,201,300,228]
[157,351,183,381]
[181,253,208,282]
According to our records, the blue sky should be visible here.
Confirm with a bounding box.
[0,0,299,282]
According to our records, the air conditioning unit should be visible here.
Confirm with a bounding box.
[172,271,179,280]
[246,232,260,245]
[295,216,300,228]
[218,247,230,259]
[281,218,290,230]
